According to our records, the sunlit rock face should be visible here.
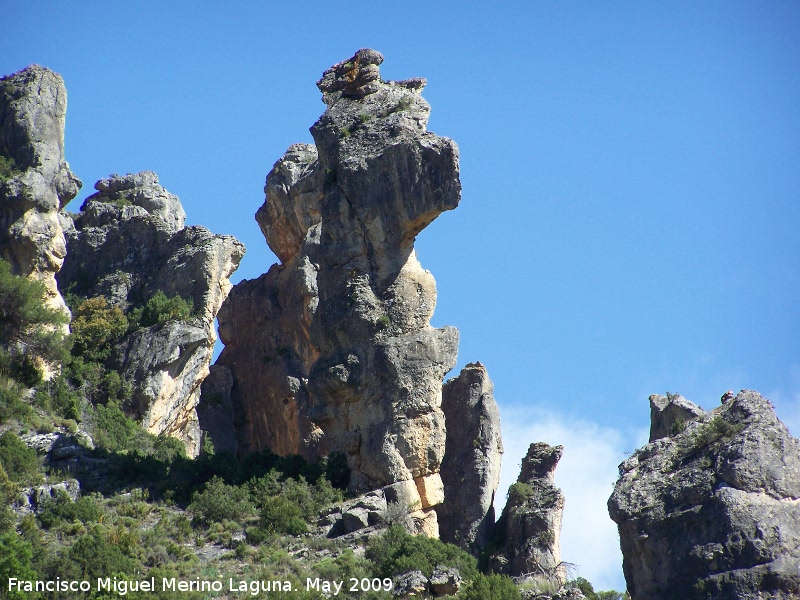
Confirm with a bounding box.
[0,65,81,323]
[217,49,462,527]
[58,172,245,456]
[609,390,800,600]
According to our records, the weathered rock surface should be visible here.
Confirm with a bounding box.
[0,65,81,321]
[58,172,245,455]
[649,392,705,442]
[490,443,566,580]
[608,390,800,599]
[217,49,460,526]
[436,362,503,553]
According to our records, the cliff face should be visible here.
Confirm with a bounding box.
[217,49,462,528]
[609,391,800,599]
[0,65,81,321]
[58,172,245,455]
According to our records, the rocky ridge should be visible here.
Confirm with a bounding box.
[58,172,245,455]
[0,65,81,324]
[609,391,800,599]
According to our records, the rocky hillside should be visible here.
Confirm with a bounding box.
[14,50,800,600]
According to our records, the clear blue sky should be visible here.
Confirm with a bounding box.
[4,1,799,591]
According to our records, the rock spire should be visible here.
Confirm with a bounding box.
[216,48,462,531]
[0,65,81,321]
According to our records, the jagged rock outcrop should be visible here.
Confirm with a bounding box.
[217,49,460,527]
[648,392,705,442]
[490,443,566,580]
[0,65,81,322]
[436,362,503,553]
[58,172,245,455]
[608,390,800,599]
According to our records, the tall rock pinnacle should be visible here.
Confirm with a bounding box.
[217,49,461,530]
[0,65,81,321]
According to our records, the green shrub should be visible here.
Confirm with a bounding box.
[69,296,128,362]
[0,259,70,385]
[189,476,254,526]
[366,524,478,580]
[568,577,627,600]
[0,533,37,600]
[0,384,32,424]
[507,481,535,505]
[65,530,136,579]
[249,471,343,537]
[34,375,81,421]
[461,574,521,600]
[0,155,21,180]
[0,431,41,485]
[0,464,19,534]
[132,290,194,328]
[91,402,139,452]
[258,495,308,535]
[38,490,103,529]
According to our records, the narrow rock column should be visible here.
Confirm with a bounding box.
[0,65,81,322]
[490,442,566,581]
[437,362,503,553]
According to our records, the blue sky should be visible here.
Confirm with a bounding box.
[4,1,799,591]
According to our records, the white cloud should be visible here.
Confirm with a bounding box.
[495,406,640,592]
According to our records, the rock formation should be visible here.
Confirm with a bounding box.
[0,65,81,321]
[57,172,244,455]
[436,362,503,552]
[489,442,566,580]
[608,390,800,599]
[216,49,462,528]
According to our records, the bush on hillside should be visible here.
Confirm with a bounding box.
[461,574,522,600]
[131,290,194,328]
[366,524,478,580]
[0,259,70,386]
[0,431,41,485]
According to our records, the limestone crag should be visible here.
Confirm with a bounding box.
[608,391,800,599]
[490,443,566,580]
[58,172,244,455]
[436,362,503,553]
[217,49,461,527]
[0,65,81,321]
